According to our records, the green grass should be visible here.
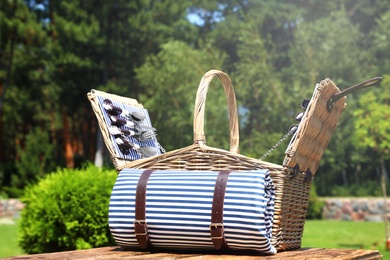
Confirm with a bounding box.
[302,220,389,258]
[0,219,24,258]
[0,219,389,258]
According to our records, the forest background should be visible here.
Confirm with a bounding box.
[0,0,389,198]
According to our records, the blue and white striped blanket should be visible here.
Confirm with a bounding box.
[109,169,277,254]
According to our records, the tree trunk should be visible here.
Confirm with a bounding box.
[62,109,74,168]
[381,154,389,249]
[49,0,57,41]
[0,0,17,162]
[94,127,104,167]
[92,3,112,167]
[342,168,348,186]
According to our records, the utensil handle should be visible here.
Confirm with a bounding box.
[193,70,239,154]
[327,77,382,111]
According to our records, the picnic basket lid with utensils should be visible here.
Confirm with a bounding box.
[87,89,165,170]
[88,69,381,252]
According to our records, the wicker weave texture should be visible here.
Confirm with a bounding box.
[88,70,347,251]
[283,78,346,175]
[193,70,239,153]
[120,70,311,251]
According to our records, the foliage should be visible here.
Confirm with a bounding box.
[330,181,383,197]
[306,185,324,220]
[18,164,117,254]
[136,40,228,151]
[13,127,56,192]
[233,18,288,136]
[0,0,389,196]
[372,10,390,73]
[353,75,390,157]
[289,8,370,86]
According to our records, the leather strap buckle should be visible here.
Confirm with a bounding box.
[134,170,154,249]
[210,171,230,250]
[134,219,146,225]
[210,223,224,240]
[134,219,148,236]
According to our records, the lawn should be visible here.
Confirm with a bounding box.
[302,220,389,258]
[0,219,388,258]
[0,219,24,258]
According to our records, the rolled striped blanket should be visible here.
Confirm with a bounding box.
[109,169,276,254]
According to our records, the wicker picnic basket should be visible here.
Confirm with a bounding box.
[89,69,345,251]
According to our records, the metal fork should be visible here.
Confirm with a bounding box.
[109,126,155,141]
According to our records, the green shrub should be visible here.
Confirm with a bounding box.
[14,128,57,190]
[306,185,324,219]
[19,164,118,254]
[330,181,383,197]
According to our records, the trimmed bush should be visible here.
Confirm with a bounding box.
[306,185,324,219]
[19,164,117,254]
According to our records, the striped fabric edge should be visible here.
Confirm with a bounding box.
[108,169,276,254]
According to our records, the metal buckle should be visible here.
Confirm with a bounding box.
[210,223,224,240]
[134,219,148,236]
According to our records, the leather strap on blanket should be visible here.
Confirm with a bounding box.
[134,169,154,249]
[210,170,231,250]
[134,169,231,250]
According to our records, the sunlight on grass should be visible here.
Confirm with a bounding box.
[302,220,389,258]
[0,219,24,258]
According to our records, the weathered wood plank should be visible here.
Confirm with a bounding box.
[2,246,382,260]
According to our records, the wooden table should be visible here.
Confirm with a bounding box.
[2,246,382,259]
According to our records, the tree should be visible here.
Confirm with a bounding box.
[231,18,293,163]
[47,0,199,167]
[13,128,55,195]
[352,75,389,239]
[372,10,390,75]
[1,0,202,194]
[353,76,389,176]
[1,0,390,196]
[135,40,228,151]
[0,0,55,192]
[287,7,380,195]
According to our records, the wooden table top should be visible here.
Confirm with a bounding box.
[2,246,383,260]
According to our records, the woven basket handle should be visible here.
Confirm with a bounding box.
[193,70,239,154]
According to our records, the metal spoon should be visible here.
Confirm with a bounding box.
[109,116,134,128]
[103,99,146,123]
[127,110,146,122]
[115,137,157,157]
[102,99,122,115]
[139,146,158,157]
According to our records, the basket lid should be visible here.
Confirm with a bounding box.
[283,78,346,176]
[87,89,164,170]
